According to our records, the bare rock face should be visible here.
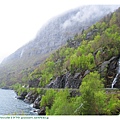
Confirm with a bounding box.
[16,91,28,100]
[38,107,46,115]
[33,95,41,109]
[24,91,38,104]
[46,74,66,88]
[46,72,82,89]
[65,73,82,88]
[106,56,120,88]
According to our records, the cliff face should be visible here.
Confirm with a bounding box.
[0,5,119,86]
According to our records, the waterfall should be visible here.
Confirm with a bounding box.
[20,49,24,58]
[111,74,118,88]
[111,58,120,88]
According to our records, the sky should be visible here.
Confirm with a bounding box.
[0,0,120,63]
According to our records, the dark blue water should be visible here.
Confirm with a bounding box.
[0,89,33,115]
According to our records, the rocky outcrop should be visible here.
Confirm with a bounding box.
[16,91,28,100]
[65,73,82,88]
[46,70,90,89]
[33,95,41,109]
[24,91,38,104]
[105,56,120,88]
[16,90,41,114]
[38,107,46,115]
[86,29,98,40]
[46,72,82,89]
[1,86,10,90]
[46,56,120,89]
[46,75,66,88]
[106,57,118,88]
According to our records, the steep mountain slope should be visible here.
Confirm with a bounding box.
[13,7,120,115]
[26,7,120,89]
[0,5,119,86]
[2,5,119,64]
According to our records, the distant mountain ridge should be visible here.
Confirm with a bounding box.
[0,5,120,86]
[2,5,119,64]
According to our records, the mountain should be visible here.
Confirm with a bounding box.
[0,5,119,86]
[26,6,120,89]
[14,7,120,115]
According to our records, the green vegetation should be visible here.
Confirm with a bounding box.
[12,83,28,96]
[2,7,120,115]
[40,89,57,109]
[46,89,76,115]
[78,72,106,115]
[40,72,120,115]
[29,9,120,88]
[36,8,120,115]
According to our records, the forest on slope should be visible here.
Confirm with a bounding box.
[0,5,119,87]
[13,7,120,115]
[26,7,120,88]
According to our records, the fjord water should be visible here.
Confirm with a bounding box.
[0,89,32,115]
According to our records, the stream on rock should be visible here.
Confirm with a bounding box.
[111,58,120,88]
[0,89,37,115]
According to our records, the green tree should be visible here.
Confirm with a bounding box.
[40,89,57,109]
[110,13,117,26]
[46,89,76,115]
[79,72,107,115]
[104,94,120,115]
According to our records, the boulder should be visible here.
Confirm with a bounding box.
[16,96,24,100]
[38,107,46,115]
[33,95,41,109]
[1,86,10,89]
[16,91,27,100]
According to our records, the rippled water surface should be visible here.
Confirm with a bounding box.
[0,89,32,115]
